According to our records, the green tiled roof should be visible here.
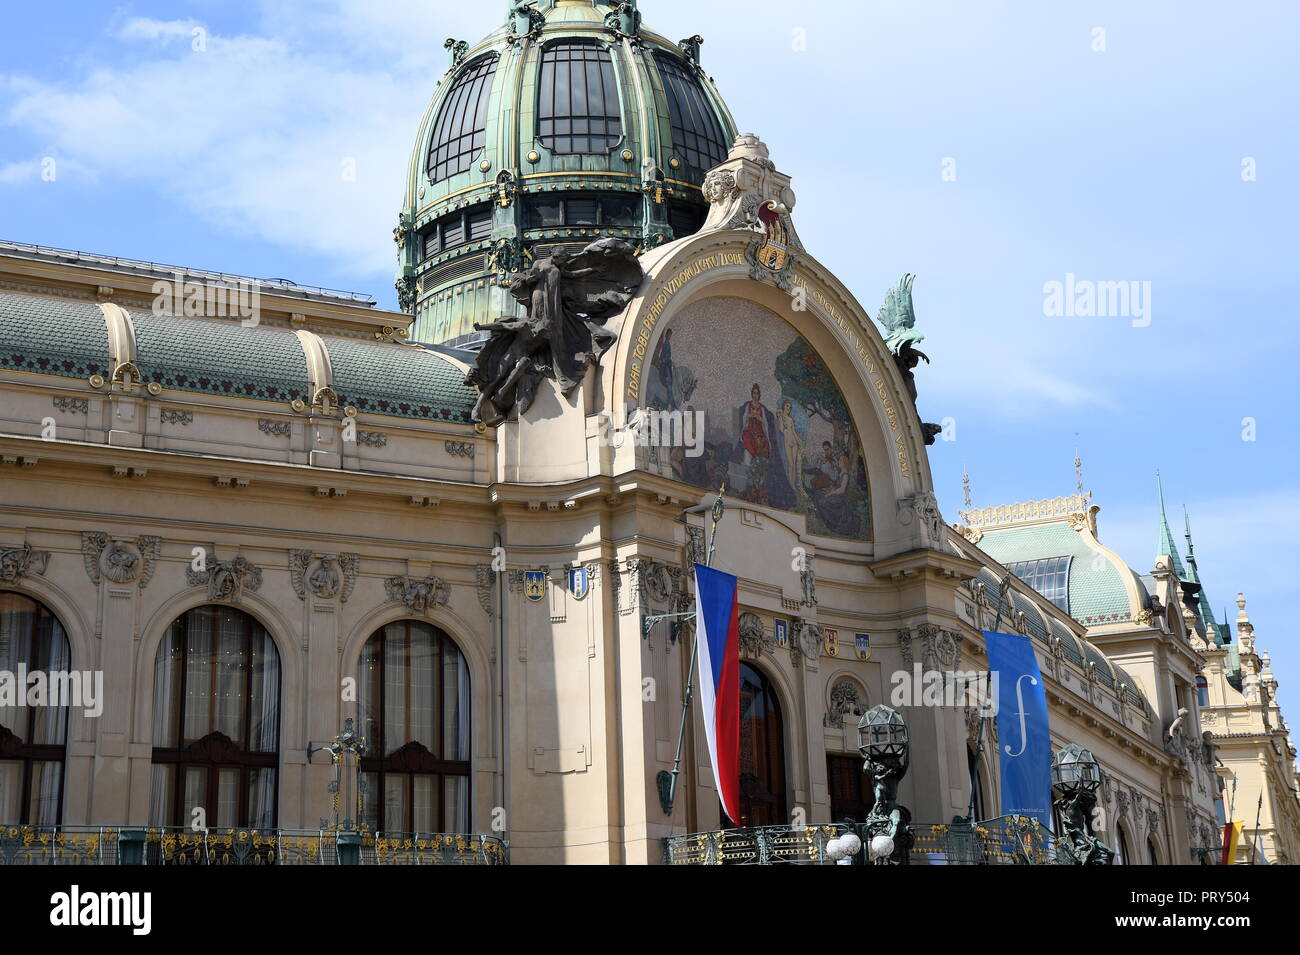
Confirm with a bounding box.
[0,288,477,424]
[979,521,1137,627]
[0,291,110,381]
[327,338,475,424]
[131,308,310,403]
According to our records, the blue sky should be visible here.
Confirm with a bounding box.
[2,1,1297,723]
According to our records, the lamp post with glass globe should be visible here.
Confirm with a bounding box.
[842,704,912,865]
[1051,743,1114,865]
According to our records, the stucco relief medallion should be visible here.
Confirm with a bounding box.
[290,551,359,602]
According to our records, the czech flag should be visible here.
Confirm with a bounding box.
[694,563,741,825]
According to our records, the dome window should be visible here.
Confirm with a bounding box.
[426,54,499,185]
[655,53,729,176]
[1007,556,1072,612]
[524,193,640,230]
[423,204,494,259]
[537,40,623,155]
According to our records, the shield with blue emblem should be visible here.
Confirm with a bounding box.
[568,567,590,600]
[855,633,871,660]
[524,570,547,602]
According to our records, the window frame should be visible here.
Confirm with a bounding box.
[149,605,281,829]
[357,620,471,834]
[654,51,730,175]
[424,205,494,259]
[536,38,624,156]
[426,54,499,184]
[0,591,70,825]
[1007,556,1072,612]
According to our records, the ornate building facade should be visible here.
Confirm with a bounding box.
[0,0,1290,864]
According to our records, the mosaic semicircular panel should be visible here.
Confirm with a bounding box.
[638,296,872,540]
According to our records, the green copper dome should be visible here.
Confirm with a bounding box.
[395,0,738,345]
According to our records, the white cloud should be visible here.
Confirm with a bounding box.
[114,17,206,45]
[0,7,457,274]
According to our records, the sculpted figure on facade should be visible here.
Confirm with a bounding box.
[466,238,642,425]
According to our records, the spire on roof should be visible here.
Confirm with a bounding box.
[1183,505,1224,644]
[1156,471,1186,576]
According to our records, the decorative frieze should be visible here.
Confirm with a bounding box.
[899,624,963,674]
[384,573,450,613]
[790,618,822,666]
[737,612,774,658]
[960,493,1092,530]
[898,491,945,549]
[186,553,263,602]
[445,440,475,458]
[257,419,292,437]
[0,543,49,585]
[290,551,359,602]
[51,396,88,414]
[824,679,865,728]
[160,409,193,426]
[475,564,495,617]
[357,431,388,448]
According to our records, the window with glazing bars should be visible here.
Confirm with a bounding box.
[426,54,498,184]
[423,206,493,259]
[1006,556,1072,612]
[537,40,622,155]
[655,53,728,175]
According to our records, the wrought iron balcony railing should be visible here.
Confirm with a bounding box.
[663,816,1057,865]
[0,826,508,866]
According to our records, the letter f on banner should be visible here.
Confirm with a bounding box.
[984,630,1052,827]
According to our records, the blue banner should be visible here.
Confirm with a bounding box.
[984,631,1052,826]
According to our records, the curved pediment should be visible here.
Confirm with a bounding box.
[600,230,936,552]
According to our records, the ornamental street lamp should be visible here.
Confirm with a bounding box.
[307,718,368,865]
[1051,743,1114,865]
[855,704,913,865]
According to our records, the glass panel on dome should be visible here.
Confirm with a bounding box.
[426,54,499,184]
[538,40,622,155]
[1007,556,1072,611]
[669,200,707,237]
[655,53,729,175]
[527,198,564,229]
[566,198,599,226]
[601,195,640,226]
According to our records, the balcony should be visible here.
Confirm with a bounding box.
[663,816,1056,865]
[0,826,508,865]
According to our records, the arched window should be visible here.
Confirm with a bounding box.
[1116,825,1131,865]
[427,54,499,184]
[358,621,470,833]
[537,40,622,155]
[655,53,729,175]
[737,663,786,827]
[150,606,281,828]
[1196,675,1210,707]
[0,592,70,824]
